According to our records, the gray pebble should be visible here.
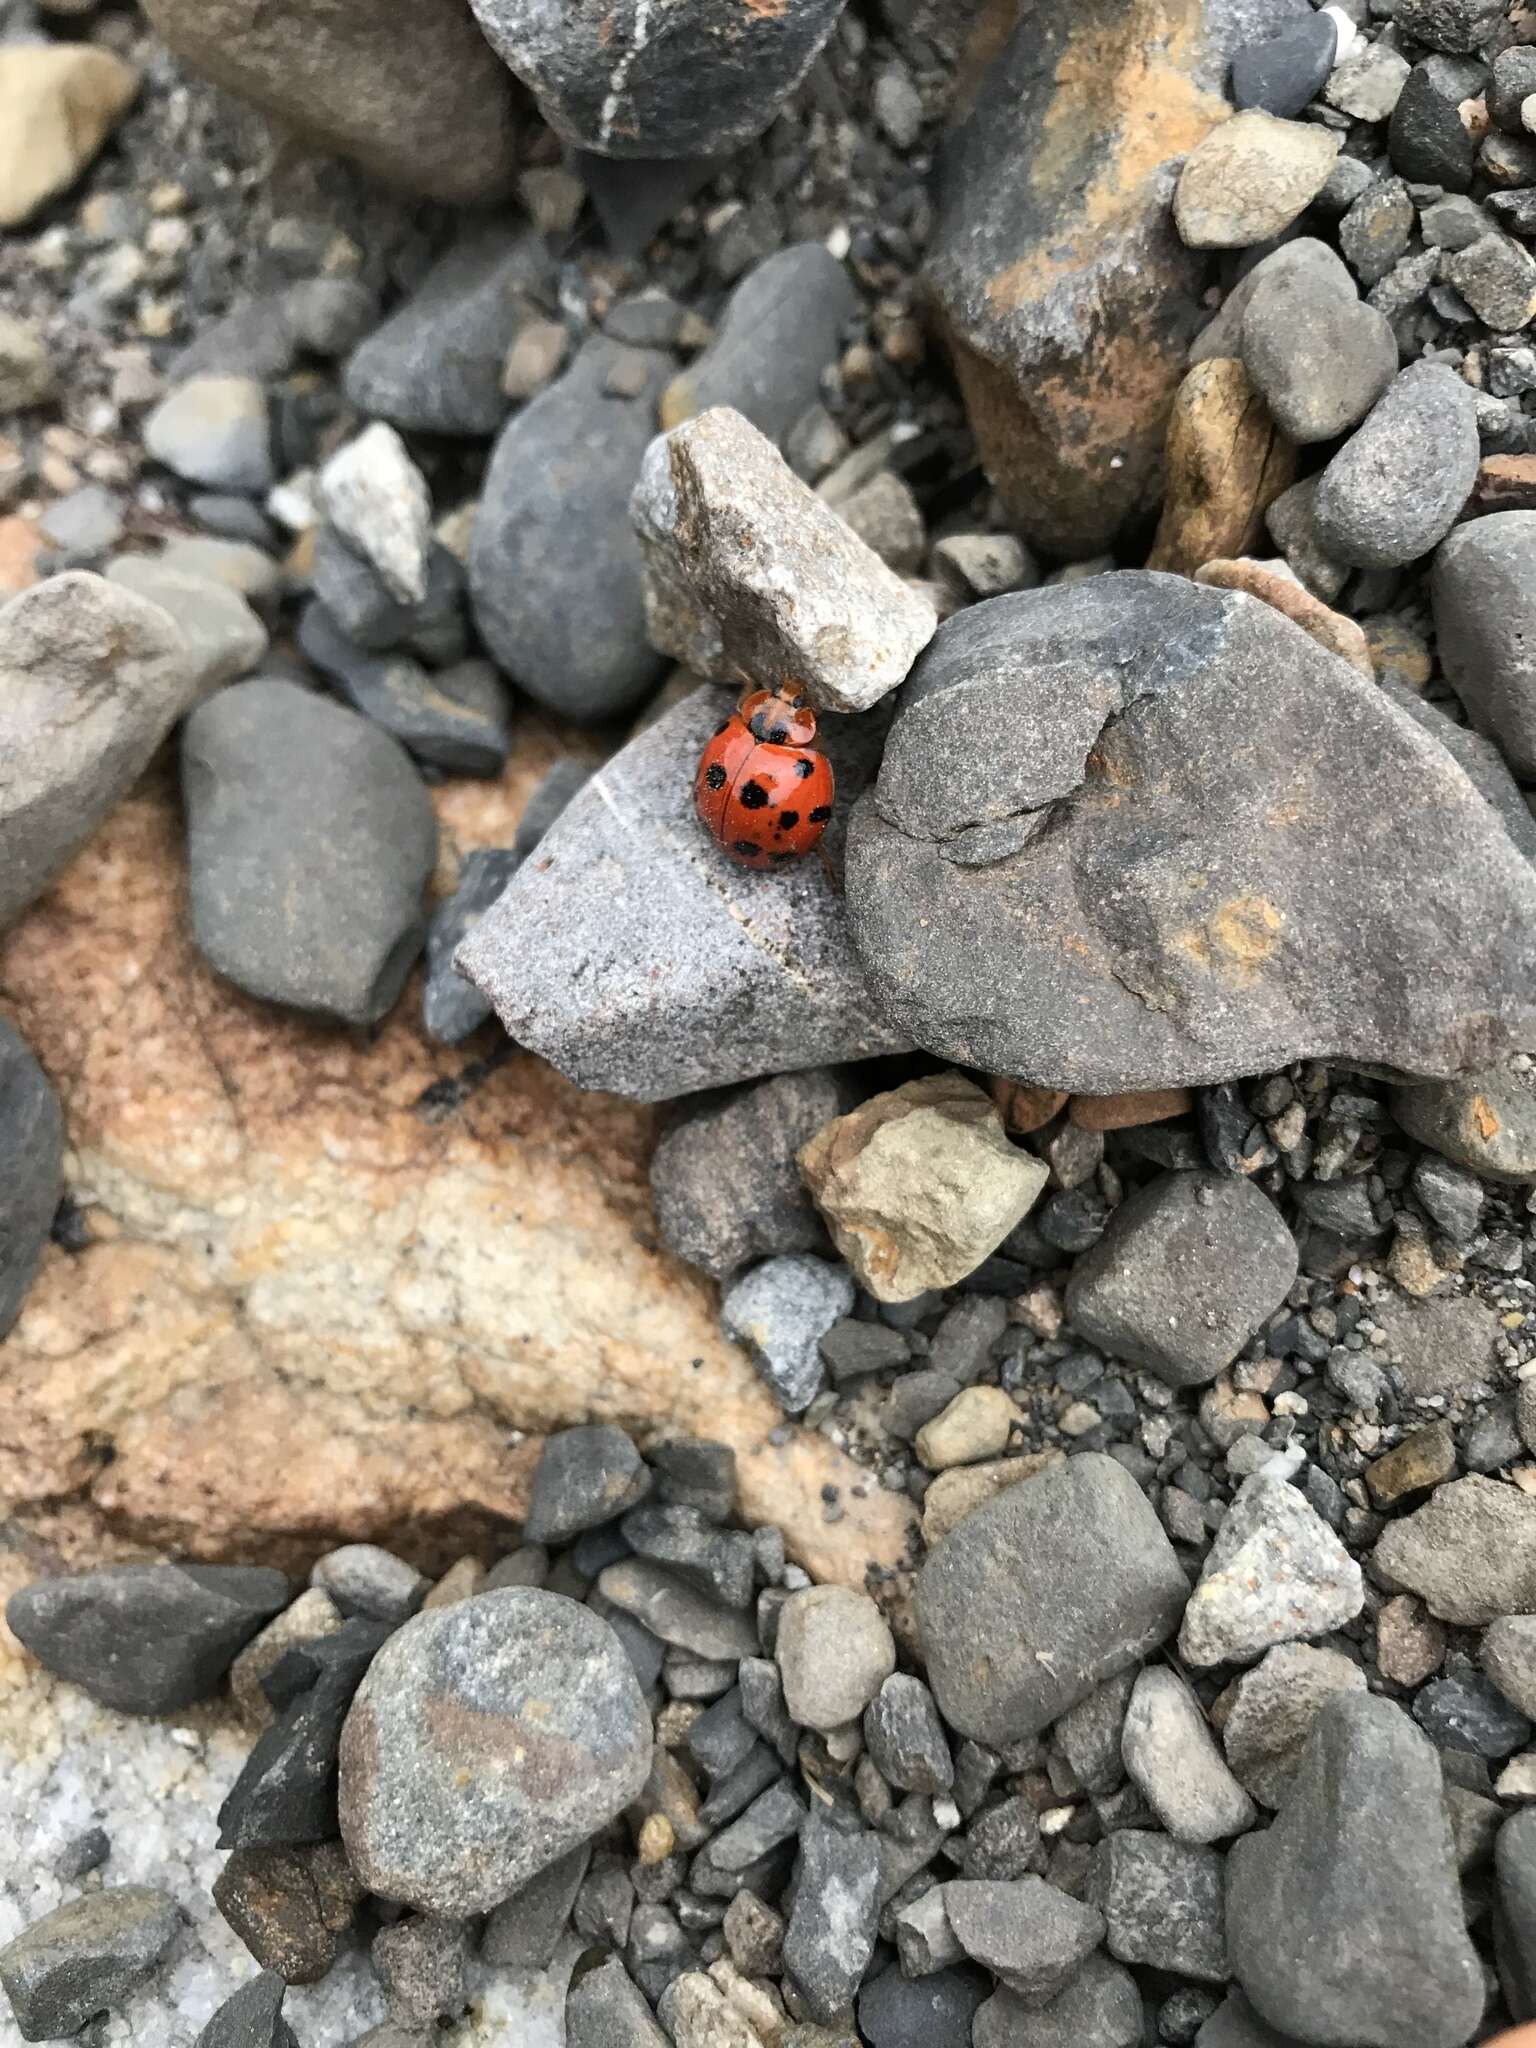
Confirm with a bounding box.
[524,1425,652,1545]
[0,1888,182,2039]
[1313,362,1479,567]
[783,1809,881,2022]
[422,847,520,1045]
[1089,1832,1229,1984]
[310,1545,428,1624]
[720,1255,855,1414]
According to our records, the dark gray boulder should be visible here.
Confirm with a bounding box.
[915,1452,1187,1745]
[464,0,847,158]
[181,679,437,1028]
[0,1016,63,1339]
[846,574,1536,1091]
[456,687,908,1100]
[468,338,670,723]
[1225,1694,1482,2048]
[6,1563,288,1714]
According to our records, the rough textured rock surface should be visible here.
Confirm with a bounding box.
[631,407,936,715]
[1144,358,1295,578]
[847,574,1536,1090]
[138,0,518,205]
[338,1588,652,1915]
[798,1073,1048,1302]
[469,339,671,724]
[1226,1695,1483,2048]
[0,759,916,1592]
[458,687,908,1099]
[1065,1172,1297,1389]
[1372,1475,1536,1625]
[464,0,847,158]
[923,0,1309,557]
[0,572,196,931]
[916,1452,1187,1744]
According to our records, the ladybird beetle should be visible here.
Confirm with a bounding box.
[694,683,834,869]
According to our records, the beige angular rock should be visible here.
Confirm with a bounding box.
[0,45,139,230]
[138,0,517,206]
[920,1453,1062,1547]
[799,1073,1048,1303]
[0,573,197,932]
[915,1388,1024,1471]
[228,1588,345,1732]
[630,407,937,715]
[0,755,915,1598]
[1146,359,1295,578]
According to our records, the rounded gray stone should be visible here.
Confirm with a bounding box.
[775,1584,895,1731]
[338,1587,653,1914]
[1433,511,1536,781]
[1240,241,1397,442]
[181,678,437,1027]
[915,1452,1188,1746]
[467,338,670,724]
[1065,1172,1297,1390]
[1121,1666,1257,1843]
[144,375,273,493]
[1312,362,1480,568]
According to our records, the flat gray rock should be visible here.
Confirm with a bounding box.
[568,1953,668,2048]
[338,1588,653,1915]
[782,1809,881,2022]
[468,338,671,724]
[1088,1832,1228,1984]
[465,0,845,157]
[1312,363,1480,568]
[1433,511,1536,782]
[1226,1694,1482,2048]
[845,574,1536,1091]
[456,687,908,1100]
[181,679,437,1028]
[0,1016,62,1340]
[915,1452,1187,1745]
[1065,1172,1297,1390]
[7,1564,288,1715]
[1372,1474,1536,1625]
[1121,1667,1256,1843]
[0,1888,182,2041]
[343,224,551,438]
[943,1878,1104,2007]
[0,571,197,930]
[523,1425,652,1546]
[631,407,935,715]
[105,554,268,695]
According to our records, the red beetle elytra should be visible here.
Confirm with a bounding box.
[694,683,834,869]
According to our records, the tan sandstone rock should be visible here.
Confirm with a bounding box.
[1146,359,1295,578]
[0,741,915,1598]
[0,45,139,230]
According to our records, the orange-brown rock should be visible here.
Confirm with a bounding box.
[989,1078,1068,1136]
[925,0,1269,557]
[0,513,42,597]
[1147,361,1295,578]
[0,726,915,1597]
[1068,1088,1194,1132]
[1194,556,1373,677]
[1464,454,1536,519]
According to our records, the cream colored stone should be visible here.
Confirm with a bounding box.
[420,1556,485,1609]
[914,1386,1023,1471]
[0,45,139,230]
[798,1072,1048,1302]
[919,1452,1062,1546]
[0,758,915,1599]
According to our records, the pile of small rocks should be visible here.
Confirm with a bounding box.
[6,0,1536,2044]
[3,1401,1533,2048]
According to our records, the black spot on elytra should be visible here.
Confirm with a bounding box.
[778,810,800,831]
[704,763,727,790]
[770,851,798,862]
[809,804,832,823]
[714,720,731,736]
[738,779,769,810]
[794,758,814,779]
[732,839,761,859]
